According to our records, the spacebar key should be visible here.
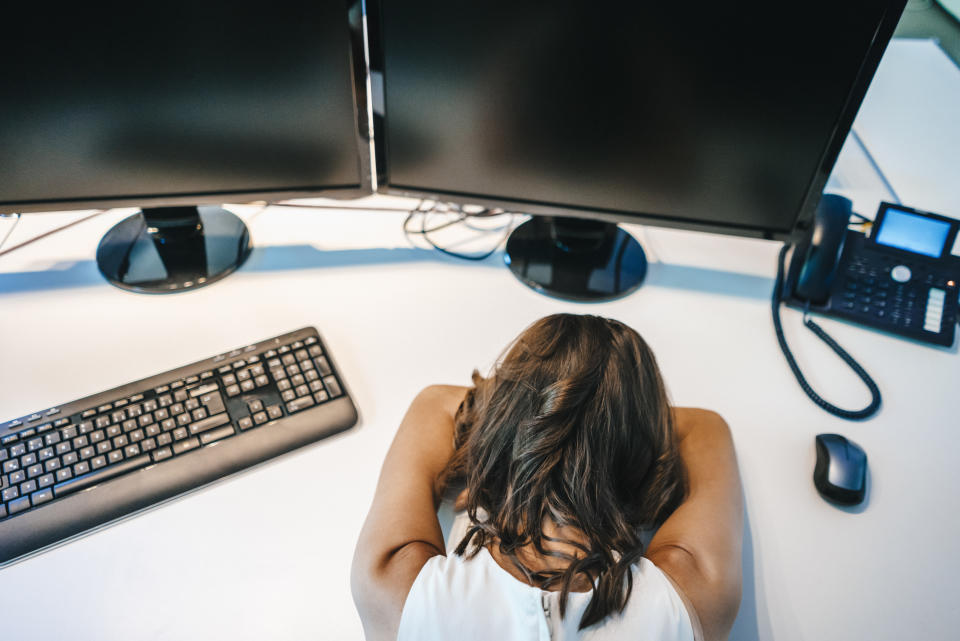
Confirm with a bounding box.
[53,454,152,497]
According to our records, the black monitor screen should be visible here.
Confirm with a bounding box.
[376,1,902,236]
[1,1,364,210]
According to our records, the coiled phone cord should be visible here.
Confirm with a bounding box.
[772,243,882,420]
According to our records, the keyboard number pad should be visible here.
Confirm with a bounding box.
[269,339,342,415]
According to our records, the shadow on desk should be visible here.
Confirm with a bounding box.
[645,261,774,301]
[0,245,502,296]
[0,243,777,302]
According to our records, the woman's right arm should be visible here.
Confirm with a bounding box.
[646,408,744,641]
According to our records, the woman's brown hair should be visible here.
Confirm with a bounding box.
[437,313,686,630]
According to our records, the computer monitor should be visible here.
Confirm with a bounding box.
[369,1,907,300]
[0,1,370,293]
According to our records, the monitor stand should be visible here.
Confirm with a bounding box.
[504,217,647,302]
[96,206,251,293]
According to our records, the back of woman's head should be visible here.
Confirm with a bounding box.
[438,313,685,629]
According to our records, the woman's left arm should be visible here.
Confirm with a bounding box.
[351,384,468,641]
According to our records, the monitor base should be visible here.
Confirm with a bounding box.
[504,217,647,302]
[96,206,252,294]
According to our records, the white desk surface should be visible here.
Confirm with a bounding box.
[1,40,958,641]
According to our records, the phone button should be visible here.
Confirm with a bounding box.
[891,265,912,283]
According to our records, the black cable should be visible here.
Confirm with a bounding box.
[403,201,515,261]
[772,243,882,420]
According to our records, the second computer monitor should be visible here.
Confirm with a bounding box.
[371,1,906,300]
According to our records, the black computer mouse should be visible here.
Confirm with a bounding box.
[814,433,868,506]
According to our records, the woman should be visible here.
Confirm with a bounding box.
[352,314,742,641]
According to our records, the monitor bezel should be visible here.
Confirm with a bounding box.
[0,0,373,216]
[367,0,906,243]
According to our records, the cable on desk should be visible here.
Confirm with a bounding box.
[0,210,105,259]
[403,200,516,261]
[772,243,882,420]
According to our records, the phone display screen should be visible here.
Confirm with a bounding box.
[874,208,951,258]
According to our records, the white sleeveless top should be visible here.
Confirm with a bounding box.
[398,513,697,641]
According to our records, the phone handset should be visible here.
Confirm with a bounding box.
[774,195,882,420]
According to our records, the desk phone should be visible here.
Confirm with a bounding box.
[785,200,959,347]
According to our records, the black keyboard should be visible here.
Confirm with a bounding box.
[0,327,357,565]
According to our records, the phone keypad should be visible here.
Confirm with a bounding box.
[838,252,956,338]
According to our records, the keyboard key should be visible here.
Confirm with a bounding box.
[248,400,264,413]
[267,405,282,420]
[200,392,225,415]
[199,426,234,445]
[172,437,200,455]
[253,412,268,425]
[19,479,38,494]
[2,487,19,502]
[38,473,55,488]
[27,464,43,479]
[240,380,255,392]
[9,470,26,485]
[323,376,343,398]
[190,383,219,398]
[255,375,269,387]
[72,461,90,476]
[315,357,332,376]
[107,450,124,465]
[173,427,188,441]
[286,396,315,413]
[55,468,73,483]
[157,433,173,446]
[225,384,241,397]
[91,455,107,470]
[151,447,172,463]
[31,488,53,507]
[10,443,26,457]
[314,391,329,404]
[238,416,254,431]
[62,452,78,466]
[44,458,61,472]
[8,496,30,515]
[189,413,230,436]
